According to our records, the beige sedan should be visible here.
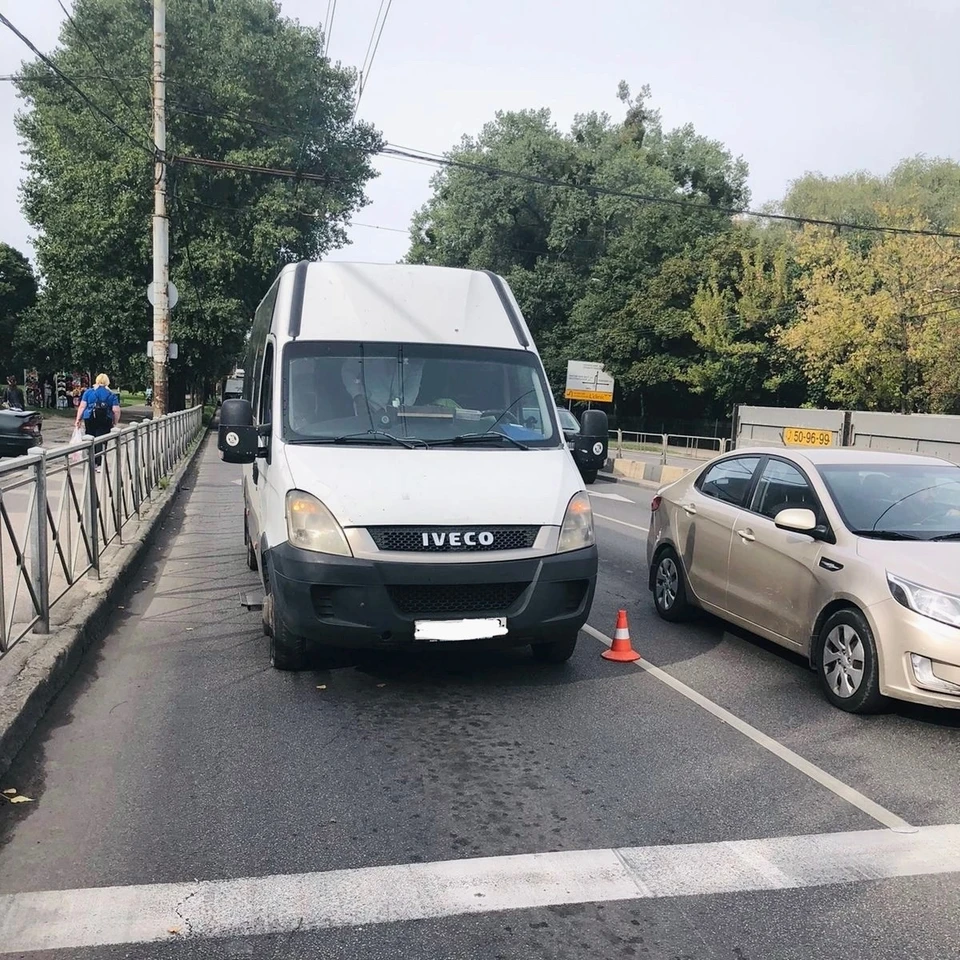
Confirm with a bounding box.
[646,448,960,713]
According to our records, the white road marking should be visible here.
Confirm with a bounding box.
[594,512,648,533]
[0,825,955,952]
[587,491,634,503]
[582,624,914,833]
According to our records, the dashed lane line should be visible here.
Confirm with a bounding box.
[0,825,955,952]
[593,513,649,533]
[582,624,915,833]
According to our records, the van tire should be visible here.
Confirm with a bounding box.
[243,517,258,571]
[531,632,578,664]
[581,469,598,485]
[268,594,307,671]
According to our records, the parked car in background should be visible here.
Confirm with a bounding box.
[558,408,608,485]
[647,447,960,713]
[0,409,43,459]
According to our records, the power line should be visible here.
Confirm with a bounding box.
[323,0,337,57]
[381,144,960,241]
[170,154,345,183]
[0,11,154,157]
[355,0,394,113]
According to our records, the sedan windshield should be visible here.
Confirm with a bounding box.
[557,409,580,433]
[282,341,559,448]
[818,462,960,540]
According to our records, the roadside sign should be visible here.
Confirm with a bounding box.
[146,280,179,309]
[147,341,179,359]
[564,360,614,403]
[783,426,833,447]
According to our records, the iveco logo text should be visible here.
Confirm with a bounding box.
[422,531,495,547]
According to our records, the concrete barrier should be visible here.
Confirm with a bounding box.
[610,459,693,487]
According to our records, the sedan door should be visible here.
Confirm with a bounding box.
[724,457,827,646]
[678,456,761,609]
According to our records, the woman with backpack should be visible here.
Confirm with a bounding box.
[75,373,121,466]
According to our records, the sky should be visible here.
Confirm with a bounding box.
[2,0,960,268]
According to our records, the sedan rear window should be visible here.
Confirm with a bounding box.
[698,457,760,506]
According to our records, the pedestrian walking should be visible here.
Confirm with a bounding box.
[4,376,25,411]
[75,373,120,467]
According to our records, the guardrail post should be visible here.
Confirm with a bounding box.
[617,428,623,459]
[132,422,142,518]
[114,429,124,540]
[87,436,99,578]
[661,434,668,465]
[31,450,50,634]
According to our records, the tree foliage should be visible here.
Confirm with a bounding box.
[15,0,381,389]
[409,88,960,424]
[0,243,38,376]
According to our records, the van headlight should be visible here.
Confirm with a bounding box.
[286,490,352,557]
[888,573,960,629]
[558,492,596,553]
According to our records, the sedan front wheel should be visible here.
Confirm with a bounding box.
[816,608,884,713]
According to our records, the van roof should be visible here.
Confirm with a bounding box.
[285,262,533,350]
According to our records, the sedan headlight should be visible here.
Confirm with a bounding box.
[887,573,960,629]
[558,491,596,553]
[286,490,352,556]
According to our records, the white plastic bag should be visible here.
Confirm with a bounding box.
[68,426,85,465]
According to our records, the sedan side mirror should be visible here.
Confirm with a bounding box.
[774,507,818,534]
[218,398,258,464]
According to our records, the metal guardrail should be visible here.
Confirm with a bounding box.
[0,406,204,656]
[610,430,729,463]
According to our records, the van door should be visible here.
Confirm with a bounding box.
[246,340,276,565]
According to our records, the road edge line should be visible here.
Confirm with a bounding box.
[582,623,916,833]
[593,513,649,533]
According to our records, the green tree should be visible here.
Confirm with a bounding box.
[407,85,750,420]
[15,0,381,392]
[781,223,960,412]
[0,243,39,376]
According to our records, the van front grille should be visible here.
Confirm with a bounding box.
[387,582,528,617]
[368,526,539,553]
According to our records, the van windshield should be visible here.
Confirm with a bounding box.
[282,341,560,448]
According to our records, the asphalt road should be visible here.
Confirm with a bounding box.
[1,437,958,958]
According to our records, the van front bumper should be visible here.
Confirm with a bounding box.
[264,542,598,649]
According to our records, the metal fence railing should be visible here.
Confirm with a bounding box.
[0,406,204,657]
[609,430,730,463]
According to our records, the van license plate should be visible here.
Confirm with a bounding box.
[415,618,508,642]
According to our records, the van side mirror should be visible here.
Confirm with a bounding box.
[218,399,258,464]
[580,409,608,438]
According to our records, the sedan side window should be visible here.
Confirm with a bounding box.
[699,457,761,506]
[752,459,821,521]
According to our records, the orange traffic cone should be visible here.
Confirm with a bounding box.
[601,609,640,662]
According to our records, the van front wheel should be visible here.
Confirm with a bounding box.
[267,594,307,671]
[531,632,578,664]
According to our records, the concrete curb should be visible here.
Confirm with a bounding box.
[0,428,209,778]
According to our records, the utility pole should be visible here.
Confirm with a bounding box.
[151,0,169,416]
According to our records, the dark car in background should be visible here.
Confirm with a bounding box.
[0,409,43,459]
[558,408,608,484]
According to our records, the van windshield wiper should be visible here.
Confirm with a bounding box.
[429,432,530,450]
[291,431,424,449]
[851,529,924,540]
[929,532,960,542]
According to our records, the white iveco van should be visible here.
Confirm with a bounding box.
[218,262,605,670]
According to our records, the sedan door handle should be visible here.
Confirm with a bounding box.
[682,503,698,516]
[737,528,755,542]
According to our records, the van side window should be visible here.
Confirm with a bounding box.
[259,343,274,426]
[698,457,761,507]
